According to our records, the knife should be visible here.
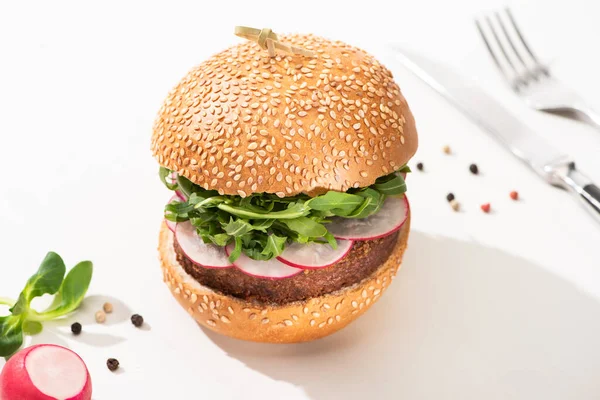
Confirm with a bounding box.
[390,47,600,221]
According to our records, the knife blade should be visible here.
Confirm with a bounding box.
[390,47,567,178]
[390,46,600,221]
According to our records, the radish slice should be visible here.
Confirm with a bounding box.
[165,195,183,233]
[175,190,186,201]
[165,219,177,233]
[326,195,409,240]
[401,172,407,180]
[0,344,92,400]
[277,239,353,269]
[175,221,233,268]
[226,244,302,279]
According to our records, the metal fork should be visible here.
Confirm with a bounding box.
[475,8,600,128]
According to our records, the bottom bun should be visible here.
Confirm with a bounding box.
[158,212,410,343]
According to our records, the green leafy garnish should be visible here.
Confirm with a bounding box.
[161,167,409,262]
[280,217,328,238]
[262,234,287,259]
[11,252,65,315]
[22,321,43,335]
[159,167,178,191]
[0,315,25,357]
[38,261,93,320]
[0,252,93,357]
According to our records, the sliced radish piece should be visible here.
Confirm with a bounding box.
[277,239,353,269]
[175,190,187,201]
[167,171,178,183]
[175,221,233,268]
[0,344,92,400]
[401,172,407,180]
[165,219,177,233]
[225,244,302,279]
[327,195,409,240]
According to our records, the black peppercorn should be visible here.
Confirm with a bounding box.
[131,314,144,327]
[416,162,424,171]
[469,163,479,175]
[107,358,120,372]
[71,322,82,335]
[446,193,455,202]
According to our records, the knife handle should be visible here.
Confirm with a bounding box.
[581,184,600,214]
[556,164,600,221]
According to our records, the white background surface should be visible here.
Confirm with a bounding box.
[1,0,599,398]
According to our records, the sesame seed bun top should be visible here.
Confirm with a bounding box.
[151,34,418,197]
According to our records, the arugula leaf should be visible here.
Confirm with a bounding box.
[217,202,309,220]
[349,188,384,218]
[11,252,65,315]
[224,219,254,236]
[165,200,195,216]
[324,232,338,249]
[228,237,243,262]
[162,166,410,261]
[177,175,218,199]
[194,196,226,210]
[189,213,217,226]
[306,191,364,213]
[159,167,178,190]
[0,315,24,357]
[373,174,406,195]
[261,234,287,259]
[281,217,328,238]
[211,233,230,246]
[252,219,275,232]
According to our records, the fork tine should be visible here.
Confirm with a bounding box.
[505,7,545,73]
[485,15,519,74]
[495,11,527,68]
[475,18,513,81]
